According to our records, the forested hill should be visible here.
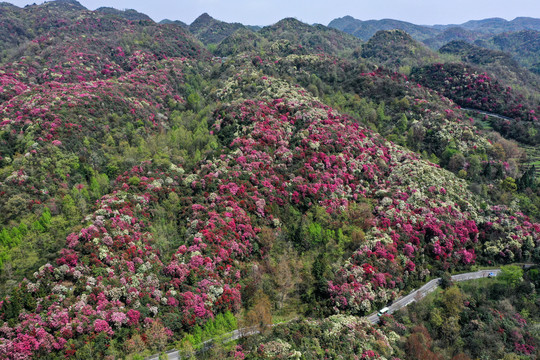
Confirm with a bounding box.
[328,15,440,41]
[329,14,540,74]
[0,2,538,359]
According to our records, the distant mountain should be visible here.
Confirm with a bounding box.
[433,17,540,34]
[480,30,540,73]
[189,12,246,45]
[423,27,487,49]
[330,15,540,51]
[159,19,188,28]
[95,7,152,21]
[328,15,440,41]
[440,40,517,66]
[433,17,507,31]
[246,25,262,31]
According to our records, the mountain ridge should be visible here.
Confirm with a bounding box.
[188,12,247,45]
[95,7,153,21]
[328,16,440,41]
[433,16,540,33]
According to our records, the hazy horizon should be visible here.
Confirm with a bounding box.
[5,0,540,27]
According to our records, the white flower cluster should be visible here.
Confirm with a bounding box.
[105,287,125,302]
[170,163,185,174]
[183,173,199,187]
[206,285,224,305]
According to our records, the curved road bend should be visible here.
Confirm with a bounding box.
[367,269,501,324]
[460,107,514,121]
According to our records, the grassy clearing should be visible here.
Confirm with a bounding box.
[457,276,504,293]
[522,144,540,176]
[272,313,298,324]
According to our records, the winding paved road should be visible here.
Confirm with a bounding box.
[148,268,510,359]
[367,269,500,324]
[460,107,514,121]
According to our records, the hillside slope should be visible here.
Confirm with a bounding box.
[481,30,540,73]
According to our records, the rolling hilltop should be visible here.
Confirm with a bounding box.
[329,15,440,41]
[330,15,540,40]
[0,2,538,359]
[329,14,540,74]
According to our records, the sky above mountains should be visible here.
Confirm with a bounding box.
[8,0,540,26]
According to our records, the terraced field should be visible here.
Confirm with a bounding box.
[522,144,540,177]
